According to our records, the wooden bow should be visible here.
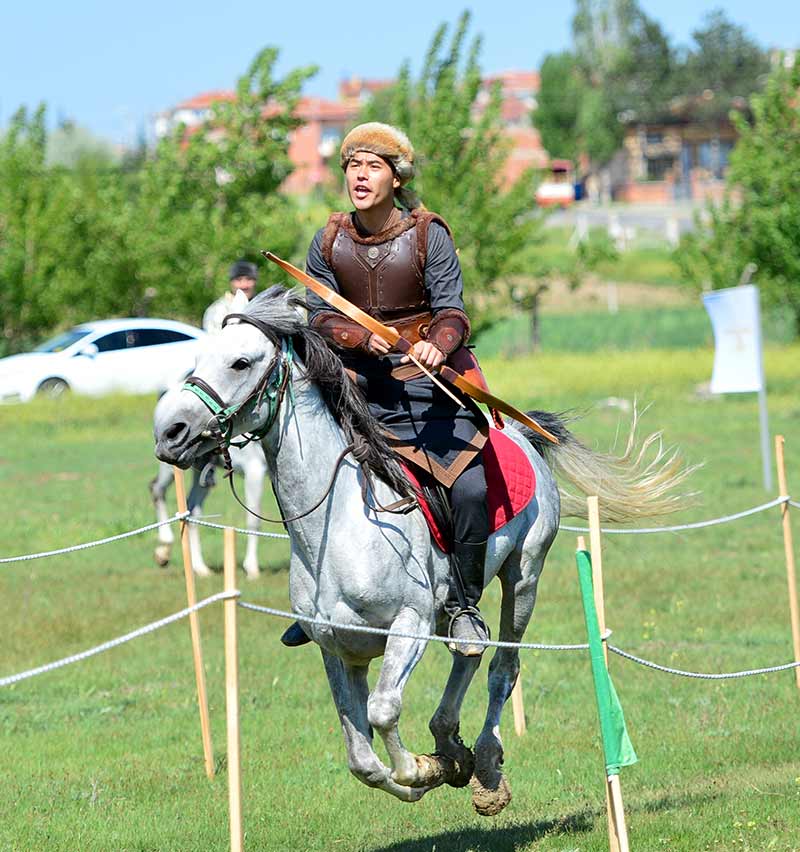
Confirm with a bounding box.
[261,250,558,445]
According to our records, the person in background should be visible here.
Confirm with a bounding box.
[203,260,258,333]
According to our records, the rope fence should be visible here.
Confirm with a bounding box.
[0,591,238,688]
[560,495,790,534]
[0,495,794,563]
[0,482,797,687]
[237,600,800,680]
[0,512,190,564]
[4,592,797,689]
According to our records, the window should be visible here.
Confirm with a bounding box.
[93,331,129,353]
[35,328,91,353]
[646,155,675,181]
[131,329,194,347]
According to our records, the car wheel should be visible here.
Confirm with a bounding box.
[37,378,70,399]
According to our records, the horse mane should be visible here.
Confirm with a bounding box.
[243,286,414,498]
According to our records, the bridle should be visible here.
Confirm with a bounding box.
[181,312,415,524]
[183,313,293,455]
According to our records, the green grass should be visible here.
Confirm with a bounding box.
[2,346,800,851]
[519,226,680,287]
[475,306,796,357]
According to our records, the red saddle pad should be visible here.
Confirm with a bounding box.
[401,428,536,553]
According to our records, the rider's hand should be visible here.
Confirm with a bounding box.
[366,329,397,356]
[400,339,446,369]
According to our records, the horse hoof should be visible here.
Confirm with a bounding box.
[244,566,260,581]
[154,546,171,568]
[413,753,451,788]
[193,564,213,577]
[445,744,475,788]
[470,772,512,816]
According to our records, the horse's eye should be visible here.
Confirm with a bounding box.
[231,358,250,371]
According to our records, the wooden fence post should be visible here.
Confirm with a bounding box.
[173,466,215,779]
[224,527,243,852]
[584,503,629,852]
[775,435,800,690]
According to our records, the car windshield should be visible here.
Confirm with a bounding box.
[34,328,93,353]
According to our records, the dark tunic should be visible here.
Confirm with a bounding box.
[305,212,487,487]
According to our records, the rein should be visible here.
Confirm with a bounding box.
[181,313,416,524]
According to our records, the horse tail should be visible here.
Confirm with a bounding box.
[514,408,699,522]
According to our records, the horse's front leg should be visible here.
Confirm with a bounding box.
[368,607,452,790]
[240,454,265,579]
[471,548,545,816]
[321,650,431,802]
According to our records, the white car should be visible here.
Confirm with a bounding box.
[0,318,205,403]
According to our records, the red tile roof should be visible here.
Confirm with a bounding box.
[295,96,359,122]
[482,70,540,94]
[338,77,394,101]
[174,90,237,110]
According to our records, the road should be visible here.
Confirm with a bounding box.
[545,200,708,239]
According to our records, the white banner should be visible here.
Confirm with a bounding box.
[703,285,765,394]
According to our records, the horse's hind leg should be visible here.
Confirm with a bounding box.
[240,451,265,579]
[150,463,175,567]
[186,471,212,576]
[428,654,481,787]
[321,651,432,802]
[472,548,545,816]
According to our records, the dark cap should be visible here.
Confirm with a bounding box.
[228,260,258,281]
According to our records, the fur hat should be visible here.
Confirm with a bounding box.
[339,122,415,185]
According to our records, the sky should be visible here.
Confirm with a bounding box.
[2,0,798,145]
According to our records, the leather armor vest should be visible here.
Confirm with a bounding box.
[329,223,426,322]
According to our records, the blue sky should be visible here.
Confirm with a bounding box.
[2,0,797,144]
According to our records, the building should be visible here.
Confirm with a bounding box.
[152,90,237,140]
[154,71,548,194]
[614,101,741,203]
[476,71,549,183]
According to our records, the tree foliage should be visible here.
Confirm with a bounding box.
[680,11,770,109]
[534,3,768,165]
[358,11,543,324]
[0,48,316,353]
[536,53,583,162]
[677,62,800,336]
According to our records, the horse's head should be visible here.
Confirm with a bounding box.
[154,287,302,468]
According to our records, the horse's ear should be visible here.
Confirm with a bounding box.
[229,290,249,313]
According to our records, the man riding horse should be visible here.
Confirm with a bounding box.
[281,122,491,657]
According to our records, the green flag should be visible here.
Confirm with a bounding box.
[576,549,637,776]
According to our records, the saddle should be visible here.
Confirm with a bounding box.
[402,428,536,553]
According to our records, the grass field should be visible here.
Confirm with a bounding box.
[1,345,799,851]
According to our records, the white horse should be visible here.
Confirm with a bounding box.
[149,443,267,578]
[153,287,691,814]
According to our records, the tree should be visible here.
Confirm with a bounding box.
[359,11,544,326]
[0,48,317,351]
[535,0,676,167]
[117,46,318,323]
[680,10,770,116]
[46,120,120,170]
[0,105,109,351]
[678,61,800,336]
[535,53,584,161]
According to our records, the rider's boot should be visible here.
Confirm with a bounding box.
[281,620,311,647]
[444,539,489,657]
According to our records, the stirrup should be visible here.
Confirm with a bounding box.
[447,606,490,657]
